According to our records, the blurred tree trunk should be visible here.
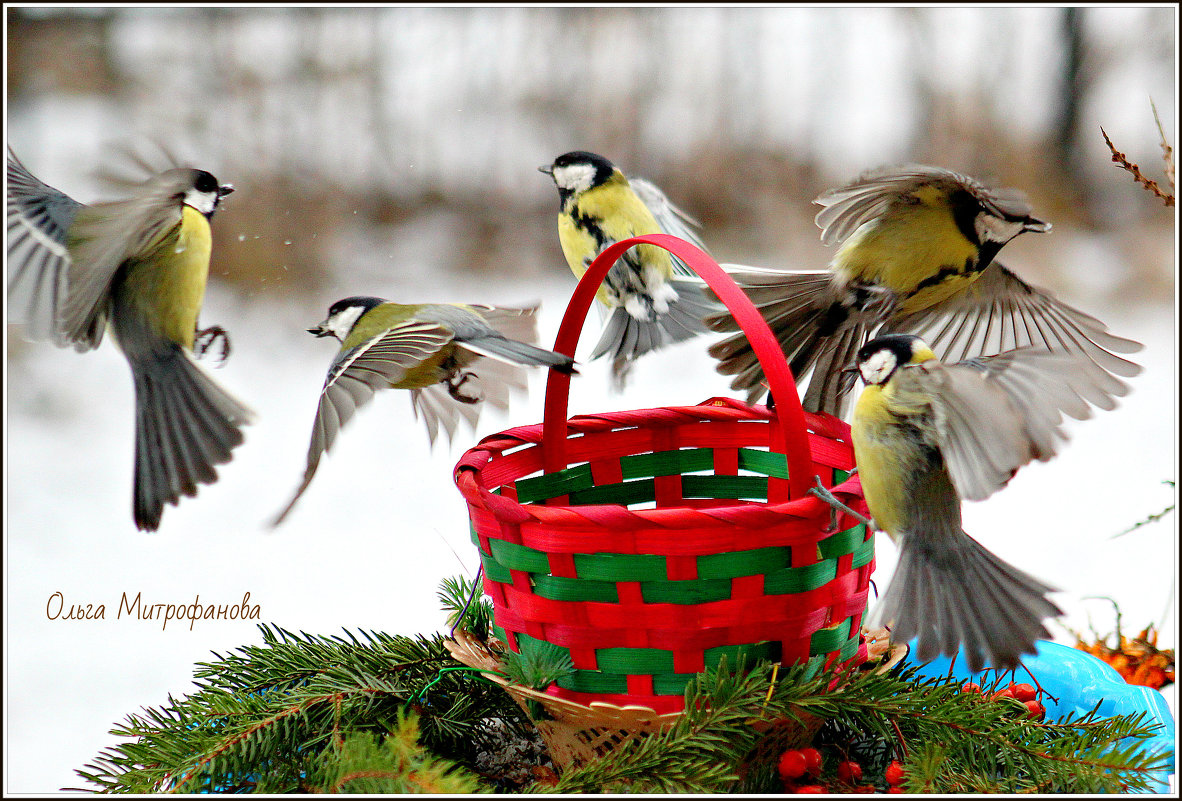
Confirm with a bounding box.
[1054,7,1090,207]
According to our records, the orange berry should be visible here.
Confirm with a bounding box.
[796,785,826,794]
[884,760,905,786]
[1024,700,1046,720]
[961,682,981,694]
[1011,683,1036,702]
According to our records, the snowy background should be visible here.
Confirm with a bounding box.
[4,6,1177,793]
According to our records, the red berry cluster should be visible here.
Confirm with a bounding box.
[777,748,907,794]
[961,680,1045,720]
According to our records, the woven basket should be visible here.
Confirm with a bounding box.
[453,233,873,718]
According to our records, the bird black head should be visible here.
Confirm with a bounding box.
[539,151,616,199]
[854,334,933,385]
[182,169,234,218]
[310,296,386,339]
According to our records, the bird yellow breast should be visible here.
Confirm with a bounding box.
[390,345,456,390]
[123,206,213,348]
[557,180,672,308]
[834,186,980,315]
[851,383,920,540]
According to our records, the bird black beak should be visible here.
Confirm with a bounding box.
[308,323,332,337]
[1024,216,1051,234]
[537,165,553,176]
[218,184,235,198]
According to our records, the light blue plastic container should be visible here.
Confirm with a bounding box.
[904,639,1175,793]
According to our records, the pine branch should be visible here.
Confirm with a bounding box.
[74,623,527,793]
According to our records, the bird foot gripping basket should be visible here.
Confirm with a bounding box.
[450,234,874,768]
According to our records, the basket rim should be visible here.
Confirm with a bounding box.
[453,396,865,528]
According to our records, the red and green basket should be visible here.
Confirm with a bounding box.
[452,233,873,717]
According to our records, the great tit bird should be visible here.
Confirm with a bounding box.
[706,164,1143,417]
[841,333,1126,672]
[6,149,253,531]
[540,151,720,387]
[271,297,577,526]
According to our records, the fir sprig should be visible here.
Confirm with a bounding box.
[74,623,526,793]
[542,659,1171,794]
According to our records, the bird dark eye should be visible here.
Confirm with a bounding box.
[193,171,219,193]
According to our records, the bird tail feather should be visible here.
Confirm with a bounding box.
[131,346,254,531]
[870,529,1061,673]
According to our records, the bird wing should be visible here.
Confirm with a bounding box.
[58,171,195,348]
[813,164,1035,247]
[631,176,706,276]
[898,346,1124,503]
[271,321,453,526]
[879,260,1143,392]
[7,150,84,345]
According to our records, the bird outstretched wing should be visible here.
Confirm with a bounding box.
[7,150,84,345]
[880,260,1143,390]
[895,347,1126,503]
[271,320,453,525]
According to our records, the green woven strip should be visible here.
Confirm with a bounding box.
[639,577,734,604]
[809,617,853,654]
[620,448,715,479]
[851,536,874,569]
[818,525,869,559]
[571,552,669,582]
[532,575,620,602]
[737,449,790,478]
[568,479,656,506]
[514,462,595,504]
[479,552,513,584]
[682,474,771,500]
[473,525,867,589]
[509,447,807,506]
[696,546,789,578]
[763,560,838,594]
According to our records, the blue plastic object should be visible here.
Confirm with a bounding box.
[903,639,1175,793]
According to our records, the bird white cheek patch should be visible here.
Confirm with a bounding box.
[551,163,597,193]
[860,350,898,385]
[975,214,1028,244]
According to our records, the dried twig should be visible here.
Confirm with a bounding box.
[1100,116,1175,207]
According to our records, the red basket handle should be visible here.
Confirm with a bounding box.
[542,233,816,500]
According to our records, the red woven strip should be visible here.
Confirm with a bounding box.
[547,551,578,579]
[617,582,645,605]
[730,574,765,599]
[569,646,599,670]
[713,446,739,476]
[627,674,655,696]
[509,569,533,594]
[546,685,686,715]
[590,456,624,487]
[499,520,524,546]
[665,554,698,580]
[500,582,837,636]
[674,649,705,674]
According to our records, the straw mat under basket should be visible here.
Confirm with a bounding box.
[453,234,873,717]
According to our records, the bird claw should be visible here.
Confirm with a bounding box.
[447,371,482,404]
[807,475,873,532]
[194,325,231,366]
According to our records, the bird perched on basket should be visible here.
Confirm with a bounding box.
[271,297,577,526]
[705,164,1142,418]
[6,147,253,531]
[819,333,1128,673]
[540,150,721,388]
